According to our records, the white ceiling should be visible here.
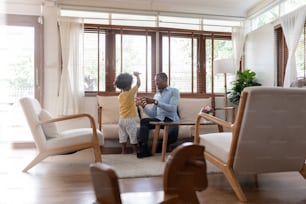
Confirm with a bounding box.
[4,0,278,19]
[56,0,276,19]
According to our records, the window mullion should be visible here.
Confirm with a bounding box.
[120,29,123,73]
[168,31,171,84]
[97,28,100,92]
[146,31,148,93]
[191,33,194,93]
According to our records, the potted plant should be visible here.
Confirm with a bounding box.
[229,69,261,105]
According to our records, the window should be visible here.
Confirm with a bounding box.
[83,27,155,93]
[62,9,236,96]
[252,6,279,30]
[281,0,306,15]
[115,32,152,92]
[247,1,306,32]
[83,25,232,96]
[161,32,232,94]
[159,16,201,30]
[83,30,104,91]
[161,33,197,93]
[205,35,233,94]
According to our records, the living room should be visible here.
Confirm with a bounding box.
[1,0,306,203]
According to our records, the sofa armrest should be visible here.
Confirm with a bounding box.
[96,95,120,131]
[214,106,235,123]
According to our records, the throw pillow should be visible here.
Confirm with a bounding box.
[39,109,59,138]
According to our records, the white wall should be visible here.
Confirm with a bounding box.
[244,23,276,86]
[43,3,60,115]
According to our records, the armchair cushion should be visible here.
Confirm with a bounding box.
[39,109,59,138]
[48,128,104,148]
[199,132,232,163]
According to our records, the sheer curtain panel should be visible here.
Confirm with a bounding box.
[280,6,306,87]
[232,25,246,71]
[57,18,84,115]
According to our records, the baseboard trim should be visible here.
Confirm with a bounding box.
[11,142,36,149]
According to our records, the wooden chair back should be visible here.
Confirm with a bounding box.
[90,163,122,204]
[90,143,207,204]
[164,142,207,204]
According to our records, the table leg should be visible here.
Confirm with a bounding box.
[151,125,161,155]
[161,126,169,162]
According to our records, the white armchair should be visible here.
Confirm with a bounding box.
[194,87,306,202]
[20,97,104,172]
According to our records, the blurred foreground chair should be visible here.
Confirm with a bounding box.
[194,87,306,202]
[20,97,104,172]
[90,142,207,204]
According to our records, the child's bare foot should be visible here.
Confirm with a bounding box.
[132,146,137,155]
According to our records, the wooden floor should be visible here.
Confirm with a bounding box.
[1,141,306,204]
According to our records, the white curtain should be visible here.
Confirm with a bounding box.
[232,25,246,72]
[280,6,306,87]
[57,18,84,115]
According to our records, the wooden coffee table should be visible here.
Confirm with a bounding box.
[149,121,216,161]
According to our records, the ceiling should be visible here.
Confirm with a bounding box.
[5,0,277,19]
[56,0,276,19]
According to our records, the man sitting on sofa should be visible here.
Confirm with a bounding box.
[136,72,180,158]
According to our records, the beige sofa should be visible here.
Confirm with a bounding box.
[97,95,230,149]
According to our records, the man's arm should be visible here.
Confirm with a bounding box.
[156,88,180,112]
[136,97,157,118]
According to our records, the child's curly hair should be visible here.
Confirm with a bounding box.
[114,73,133,90]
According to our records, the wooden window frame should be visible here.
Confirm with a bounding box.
[84,24,231,98]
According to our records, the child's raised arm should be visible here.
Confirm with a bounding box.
[133,71,141,87]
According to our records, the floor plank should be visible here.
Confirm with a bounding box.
[1,142,306,204]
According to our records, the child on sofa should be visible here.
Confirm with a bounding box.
[114,71,141,154]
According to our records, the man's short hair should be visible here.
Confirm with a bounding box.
[157,72,168,80]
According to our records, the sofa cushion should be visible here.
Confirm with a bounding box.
[97,96,120,124]
[101,124,120,139]
[178,98,211,122]
[98,96,217,149]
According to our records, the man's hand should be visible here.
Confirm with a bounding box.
[145,97,155,104]
[136,97,147,108]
